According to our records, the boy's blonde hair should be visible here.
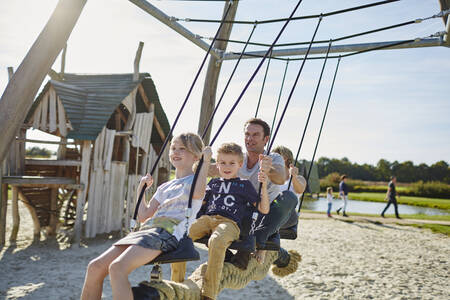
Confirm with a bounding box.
[217,142,244,162]
[173,132,204,159]
[272,145,294,167]
[327,187,333,194]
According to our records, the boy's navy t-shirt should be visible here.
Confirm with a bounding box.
[339,181,349,195]
[204,177,259,225]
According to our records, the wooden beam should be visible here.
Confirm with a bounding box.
[0,0,87,163]
[138,85,151,111]
[17,189,40,242]
[133,42,144,82]
[16,138,76,145]
[47,188,58,236]
[9,187,19,243]
[74,140,91,244]
[2,176,82,190]
[25,159,81,167]
[61,44,67,76]
[0,182,7,247]
[197,0,239,144]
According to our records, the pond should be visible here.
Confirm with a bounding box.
[301,197,450,216]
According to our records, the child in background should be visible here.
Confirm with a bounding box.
[172,142,269,300]
[327,187,334,218]
[81,133,212,300]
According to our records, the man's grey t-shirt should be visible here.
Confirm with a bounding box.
[238,152,285,203]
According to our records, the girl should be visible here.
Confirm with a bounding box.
[81,133,212,300]
[272,146,307,210]
[326,187,333,218]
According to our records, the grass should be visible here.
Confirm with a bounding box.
[301,209,450,236]
[301,209,450,221]
[343,192,450,210]
[398,223,450,237]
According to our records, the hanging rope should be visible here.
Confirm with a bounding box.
[267,16,322,153]
[254,50,272,117]
[131,1,234,229]
[288,41,332,191]
[209,0,305,147]
[298,57,342,213]
[176,0,400,25]
[268,59,290,144]
[201,23,258,140]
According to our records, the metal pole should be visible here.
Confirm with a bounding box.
[221,38,445,60]
[129,0,221,59]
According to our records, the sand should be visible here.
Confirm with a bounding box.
[1,200,449,299]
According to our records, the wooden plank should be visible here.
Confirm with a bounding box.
[2,176,76,185]
[57,97,68,137]
[74,140,91,244]
[47,188,58,236]
[40,92,49,131]
[32,101,42,130]
[138,84,151,111]
[48,87,57,133]
[110,162,126,232]
[15,138,75,145]
[9,187,19,242]
[18,188,41,241]
[100,170,111,234]
[0,182,7,247]
[91,170,104,237]
[125,175,138,232]
[133,42,144,82]
[0,0,87,163]
[25,159,81,167]
[85,169,97,238]
[16,129,26,175]
[103,129,115,171]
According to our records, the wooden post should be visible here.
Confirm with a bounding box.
[197,0,238,144]
[0,182,7,247]
[0,0,87,163]
[47,187,58,236]
[133,42,144,82]
[18,190,40,242]
[9,187,19,243]
[61,44,67,77]
[74,140,91,244]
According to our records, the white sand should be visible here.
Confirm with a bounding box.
[1,201,449,299]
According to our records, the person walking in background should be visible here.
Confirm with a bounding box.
[337,175,349,217]
[381,176,401,219]
[326,187,334,218]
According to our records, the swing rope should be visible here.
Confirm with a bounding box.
[201,23,258,140]
[268,59,290,144]
[176,0,400,25]
[131,1,234,230]
[298,57,342,213]
[254,50,272,118]
[288,41,332,192]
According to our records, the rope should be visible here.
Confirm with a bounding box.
[267,17,322,153]
[177,0,400,25]
[209,0,305,147]
[268,59,289,144]
[298,57,341,213]
[288,41,332,191]
[213,20,417,48]
[201,23,257,140]
[131,2,234,228]
[254,51,272,118]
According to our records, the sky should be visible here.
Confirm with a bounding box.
[0,0,449,166]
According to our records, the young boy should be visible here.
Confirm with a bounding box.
[171,142,269,300]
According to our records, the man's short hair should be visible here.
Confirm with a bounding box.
[217,143,244,162]
[244,118,271,138]
[341,175,347,181]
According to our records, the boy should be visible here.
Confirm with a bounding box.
[171,142,269,300]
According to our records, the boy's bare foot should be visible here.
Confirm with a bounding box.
[254,250,266,264]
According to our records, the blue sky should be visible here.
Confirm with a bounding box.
[0,0,449,165]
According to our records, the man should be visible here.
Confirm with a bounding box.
[381,176,401,219]
[337,175,349,217]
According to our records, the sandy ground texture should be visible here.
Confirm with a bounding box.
[1,200,449,299]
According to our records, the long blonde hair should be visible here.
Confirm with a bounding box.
[173,132,204,160]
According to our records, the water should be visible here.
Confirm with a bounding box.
[301,197,450,216]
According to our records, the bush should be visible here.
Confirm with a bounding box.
[406,181,450,198]
[320,173,368,192]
